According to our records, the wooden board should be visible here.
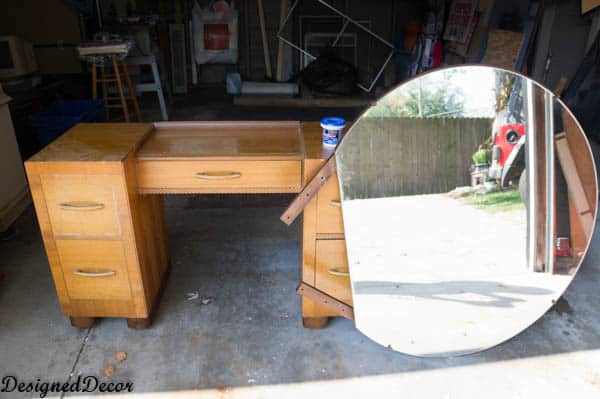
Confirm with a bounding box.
[280,121,351,225]
[297,282,354,321]
[556,132,595,246]
[280,156,336,225]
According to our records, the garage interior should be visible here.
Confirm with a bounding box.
[2,0,600,397]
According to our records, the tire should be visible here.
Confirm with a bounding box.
[518,170,527,204]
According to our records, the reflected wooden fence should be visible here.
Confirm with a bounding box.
[338,117,494,200]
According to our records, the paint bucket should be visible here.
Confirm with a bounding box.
[321,117,346,147]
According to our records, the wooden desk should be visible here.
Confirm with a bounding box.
[25,121,350,328]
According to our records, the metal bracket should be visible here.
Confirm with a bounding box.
[297,282,354,321]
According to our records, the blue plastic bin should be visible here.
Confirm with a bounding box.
[31,100,104,147]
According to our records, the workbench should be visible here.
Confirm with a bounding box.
[25,121,350,328]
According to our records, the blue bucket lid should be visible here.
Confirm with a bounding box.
[320,117,346,129]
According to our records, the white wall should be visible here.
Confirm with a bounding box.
[0,88,30,231]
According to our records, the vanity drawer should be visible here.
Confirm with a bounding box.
[40,174,123,238]
[316,173,344,235]
[315,239,352,305]
[136,160,302,193]
[56,240,132,302]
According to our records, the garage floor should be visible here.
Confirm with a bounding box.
[1,95,600,398]
[2,195,600,398]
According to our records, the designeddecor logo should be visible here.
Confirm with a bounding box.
[1,375,134,398]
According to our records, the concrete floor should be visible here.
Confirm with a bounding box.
[1,94,600,397]
[1,194,600,398]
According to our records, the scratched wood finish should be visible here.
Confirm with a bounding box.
[40,174,124,238]
[123,153,170,323]
[337,117,493,199]
[28,123,153,162]
[138,121,304,160]
[25,121,353,328]
[136,121,305,194]
[300,159,328,322]
[55,239,132,301]
[25,126,169,325]
[300,159,352,326]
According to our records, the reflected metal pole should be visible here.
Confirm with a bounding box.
[526,80,537,271]
[544,92,555,274]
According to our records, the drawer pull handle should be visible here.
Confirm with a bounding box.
[195,171,242,180]
[59,201,105,211]
[327,268,349,277]
[329,200,341,207]
[73,269,116,277]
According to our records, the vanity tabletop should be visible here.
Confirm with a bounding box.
[27,123,154,163]
[26,121,342,164]
[137,121,305,161]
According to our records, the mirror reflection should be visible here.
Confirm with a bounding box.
[337,66,597,356]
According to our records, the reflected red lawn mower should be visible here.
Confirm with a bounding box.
[489,122,527,192]
[487,84,528,201]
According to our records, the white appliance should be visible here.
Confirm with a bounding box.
[0,35,38,80]
[0,84,30,231]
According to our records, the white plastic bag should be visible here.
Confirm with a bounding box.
[193,1,238,64]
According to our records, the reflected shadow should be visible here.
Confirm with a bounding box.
[354,280,554,308]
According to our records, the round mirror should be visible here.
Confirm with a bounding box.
[336,66,597,357]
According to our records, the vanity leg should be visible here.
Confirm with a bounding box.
[126,258,171,330]
[302,316,329,329]
[127,317,152,329]
[70,317,96,328]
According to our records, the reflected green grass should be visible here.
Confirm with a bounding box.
[462,189,525,213]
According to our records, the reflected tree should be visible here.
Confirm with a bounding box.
[367,70,466,118]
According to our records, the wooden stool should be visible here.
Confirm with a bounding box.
[91,56,142,122]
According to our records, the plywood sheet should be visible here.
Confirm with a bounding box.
[482,29,524,71]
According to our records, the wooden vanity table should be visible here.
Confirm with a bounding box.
[25,121,350,329]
